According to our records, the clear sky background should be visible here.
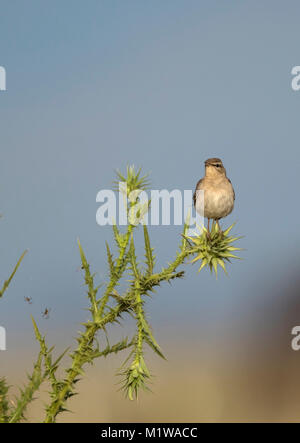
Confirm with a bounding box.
[0,0,300,375]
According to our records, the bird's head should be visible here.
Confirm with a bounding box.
[204,158,226,177]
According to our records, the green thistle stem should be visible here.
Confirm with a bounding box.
[98,223,134,318]
[43,298,131,423]
[0,250,27,299]
[9,351,44,423]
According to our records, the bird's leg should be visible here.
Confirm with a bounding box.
[206,218,211,240]
[216,219,223,236]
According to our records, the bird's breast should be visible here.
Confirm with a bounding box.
[196,180,234,219]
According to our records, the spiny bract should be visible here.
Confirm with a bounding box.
[185,223,242,277]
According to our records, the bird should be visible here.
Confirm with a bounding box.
[193,158,235,235]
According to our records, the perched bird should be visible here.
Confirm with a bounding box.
[193,158,235,234]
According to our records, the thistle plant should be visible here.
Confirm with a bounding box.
[0,250,27,300]
[1,166,242,423]
[186,222,242,277]
[0,244,27,421]
[0,378,10,423]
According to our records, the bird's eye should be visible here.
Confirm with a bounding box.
[215,164,220,168]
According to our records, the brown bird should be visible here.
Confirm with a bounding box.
[193,158,235,234]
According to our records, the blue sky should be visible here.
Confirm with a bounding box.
[0,1,300,354]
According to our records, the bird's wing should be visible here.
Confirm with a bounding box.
[193,178,203,207]
[228,178,235,200]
